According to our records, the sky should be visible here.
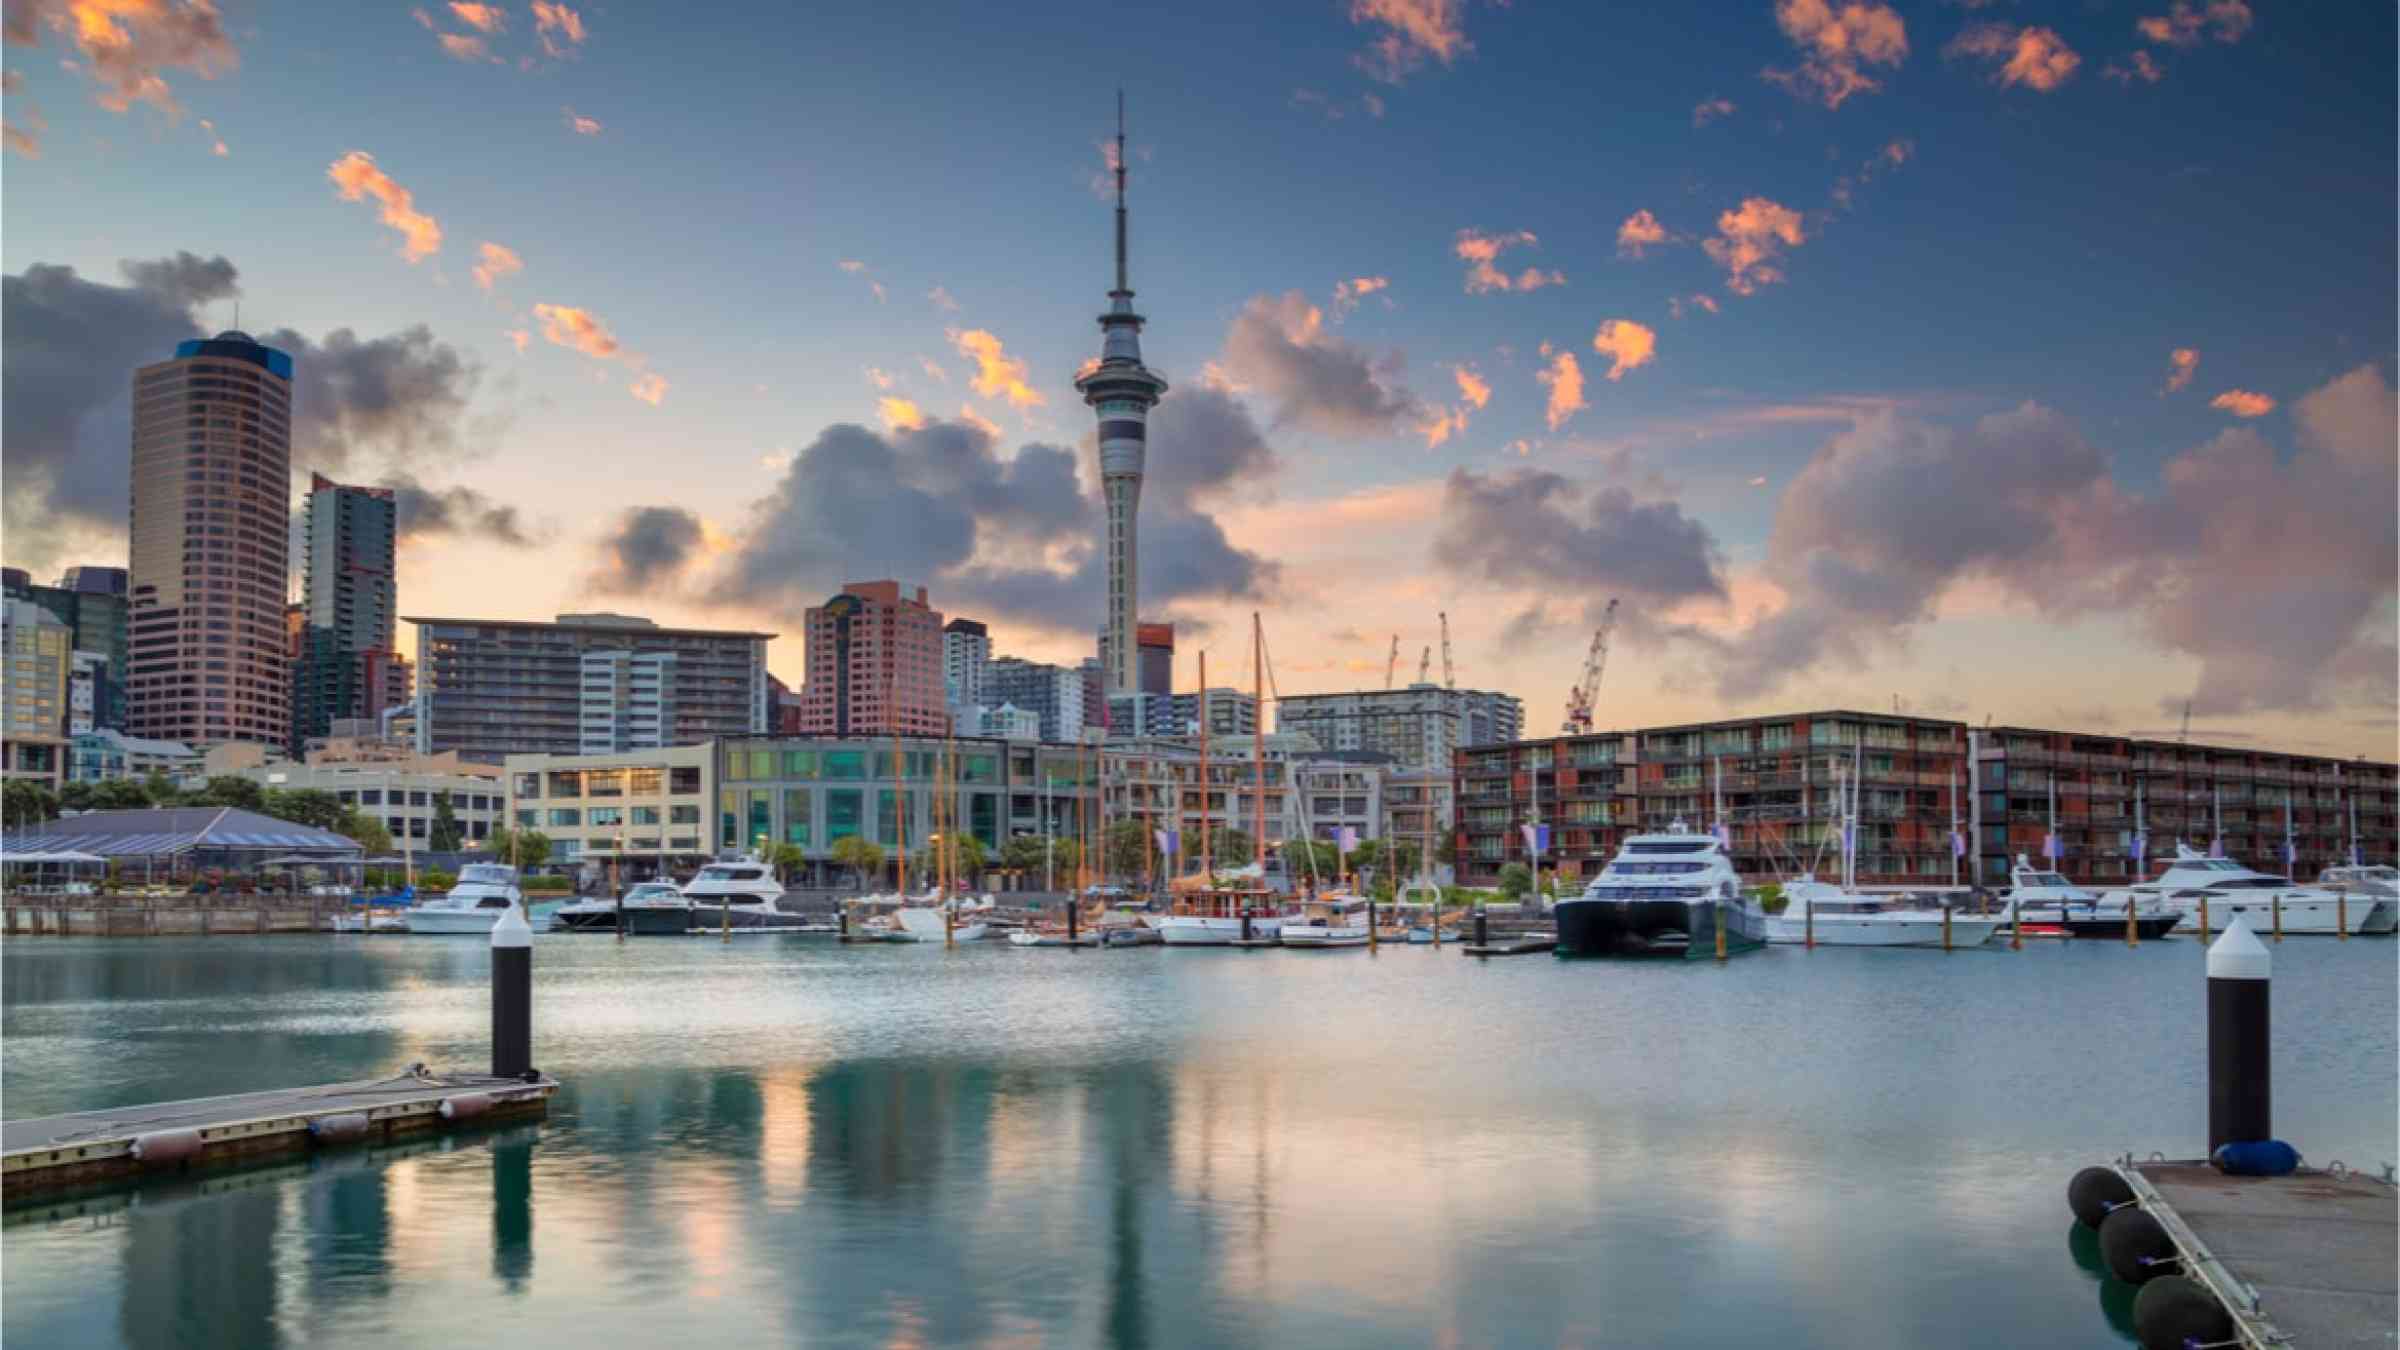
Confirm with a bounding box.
[3,0,2394,757]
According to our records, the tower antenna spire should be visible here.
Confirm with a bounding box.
[1113,89,1130,296]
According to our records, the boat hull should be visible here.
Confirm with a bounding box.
[1280,926,1371,948]
[1159,915,1285,946]
[1765,915,2005,947]
[1556,896,1766,958]
[2161,894,2383,936]
[621,906,693,936]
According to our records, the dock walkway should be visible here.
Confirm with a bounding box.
[3,1068,555,1197]
[2126,1160,2396,1348]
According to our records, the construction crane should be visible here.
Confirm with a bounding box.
[1416,646,1431,685]
[1384,635,1399,689]
[1438,612,1455,690]
[1561,597,1621,735]
[2179,699,2192,745]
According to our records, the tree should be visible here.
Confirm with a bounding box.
[58,781,97,813]
[487,826,551,869]
[1104,819,1151,880]
[829,835,884,891]
[92,778,155,811]
[998,833,1053,874]
[261,787,346,831]
[913,833,988,886]
[1496,862,1532,900]
[1209,828,1255,872]
[193,775,264,811]
[336,808,392,854]
[141,770,184,807]
[3,780,59,828]
[766,842,807,884]
[427,791,462,852]
[1280,838,1338,885]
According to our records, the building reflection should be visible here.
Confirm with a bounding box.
[117,1173,284,1349]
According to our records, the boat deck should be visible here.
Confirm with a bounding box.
[3,1069,555,1197]
[2124,1160,2396,1348]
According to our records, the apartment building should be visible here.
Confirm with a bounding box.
[1276,683,1524,770]
[504,743,714,878]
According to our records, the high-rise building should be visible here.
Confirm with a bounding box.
[1171,687,1258,738]
[1137,622,1174,697]
[942,617,990,718]
[1276,684,1524,770]
[986,657,1086,742]
[407,612,771,762]
[1072,101,1169,698]
[127,330,294,748]
[1078,656,1106,733]
[796,581,946,736]
[5,566,130,730]
[3,598,72,783]
[290,474,411,753]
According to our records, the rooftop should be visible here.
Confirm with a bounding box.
[404,614,774,640]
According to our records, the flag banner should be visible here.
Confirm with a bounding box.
[1842,824,1855,852]
[1950,830,1965,858]
[1155,829,1178,856]
[2210,837,2225,859]
[1714,821,1731,848]
[2351,844,2362,866]
[2043,833,2060,861]
[2130,833,2146,862]
[2282,840,2296,866]
[1337,826,1358,855]
[1521,823,1550,855]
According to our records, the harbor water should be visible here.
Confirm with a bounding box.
[5,934,2394,1348]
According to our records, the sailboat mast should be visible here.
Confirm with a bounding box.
[2349,771,2361,866]
[1252,613,1266,877]
[891,663,906,899]
[1849,740,1861,889]
[1198,651,1211,879]
[1948,758,1959,888]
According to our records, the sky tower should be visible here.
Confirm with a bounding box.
[1074,93,1168,698]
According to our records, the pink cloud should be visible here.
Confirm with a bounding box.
[1591,319,1657,381]
[8,0,238,120]
[326,150,443,261]
[562,106,601,135]
[1702,197,1805,296]
[1349,0,1471,84]
[447,2,505,33]
[1764,0,1909,109]
[1692,97,1736,128]
[2210,389,2275,418]
[531,0,586,56]
[2163,347,2199,394]
[1454,228,1563,293]
[1332,275,1391,313]
[948,328,1045,409]
[1536,344,1586,431]
[436,32,493,62]
[2103,50,2166,84]
[1948,23,2081,92]
[2137,1,2253,47]
[531,302,621,359]
[471,241,522,292]
[1615,209,1671,259]
[628,372,667,407]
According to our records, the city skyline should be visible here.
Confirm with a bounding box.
[4,1,2394,758]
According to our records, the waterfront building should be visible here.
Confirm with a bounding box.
[66,727,200,784]
[5,565,130,730]
[942,618,990,718]
[1454,710,1969,889]
[290,475,411,754]
[242,757,505,850]
[406,612,771,762]
[2,597,73,784]
[1276,683,1523,770]
[1079,657,1106,734]
[794,581,945,737]
[127,330,294,750]
[986,657,1086,743]
[960,702,1041,740]
[504,743,713,875]
[1386,766,1456,883]
[1073,105,1169,698]
[1970,726,2399,885]
[67,651,116,736]
[1164,687,1257,738]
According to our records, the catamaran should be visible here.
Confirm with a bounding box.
[1556,821,1768,957]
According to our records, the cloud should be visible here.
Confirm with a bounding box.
[436,32,492,62]
[836,258,885,303]
[1453,229,1563,293]
[1536,345,1586,431]
[587,506,703,593]
[2137,1,2253,47]
[1349,0,1470,84]
[627,372,667,406]
[864,366,895,390]
[1433,467,1726,606]
[2210,389,2275,418]
[3,253,490,570]
[530,303,620,359]
[326,151,443,261]
[919,355,949,383]
[4,0,237,120]
[1454,364,1492,410]
[1948,23,2080,91]
[1219,291,1423,437]
[1419,364,1491,449]
[471,241,522,292]
[1615,210,1671,259]
[947,327,1045,410]
[562,106,601,135]
[927,285,959,312]
[1692,97,1736,127]
[1291,87,1387,121]
[385,474,532,547]
[4,93,45,158]
[446,2,505,32]
[1668,293,1720,320]
[1702,197,1806,295]
[2103,50,2165,84]
[878,395,926,431]
[198,115,224,155]
[530,0,586,56]
[2163,347,2199,394]
[1591,319,1657,381]
[1764,0,1908,109]
[505,328,529,353]
[1331,275,1390,314]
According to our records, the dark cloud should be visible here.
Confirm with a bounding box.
[385,474,534,547]
[1433,467,1727,610]
[3,253,488,571]
[1219,291,1424,438]
[588,505,705,593]
[714,395,1276,637]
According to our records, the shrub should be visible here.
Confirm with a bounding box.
[418,870,458,892]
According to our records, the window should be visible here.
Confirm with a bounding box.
[588,807,623,827]
[781,749,819,778]
[826,789,862,843]
[513,773,539,797]
[548,808,580,827]
[824,750,866,779]
[516,809,537,827]
[783,788,811,846]
[670,765,701,794]
[632,805,661,825]
[547,771,582,798]
[670,804,700,825]
[587,770,624,798]
[627,766,663,795]
[747,791,772,850]
[720,789,739,848]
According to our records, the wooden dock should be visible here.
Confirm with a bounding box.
[2120,1160,2396,1348]
[1460,938,1557,957]
[2,1068,556,1198]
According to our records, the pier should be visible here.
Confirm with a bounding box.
[2117,1159,2395,1348]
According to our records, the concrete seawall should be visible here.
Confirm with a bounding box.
[7,896,348,937]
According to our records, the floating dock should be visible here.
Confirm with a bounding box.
[2119,1159,2396,1348]
[2,1068,555,1198]
[1460,938,1557,957]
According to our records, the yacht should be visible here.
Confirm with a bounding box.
[682,855,812,931]
[1157,886,1285,947]
[2106,844,2392,935]
[2317,863,2400,916]
[2002,856,2181,939]
[1556,823,1768,957]
[554,881,686,934]
[1278,892,1373,948]
[893,891,994,942]
[405,864,553,934]
[1765,877,2005,947]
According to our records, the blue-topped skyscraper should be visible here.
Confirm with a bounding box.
[1073,95,1168,699]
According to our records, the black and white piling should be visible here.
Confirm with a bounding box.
[2207,915,2270,1152]
[492,900,533,1081]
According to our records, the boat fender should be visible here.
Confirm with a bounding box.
[2067,1166,2135,1229]
[308,1113,373,1145]
[2130,1275,2232,1350]
[130,1128,203,1165]
[2098,1206,2177,1285]
[438,1093,494,1121]
[2209,1139,2300,1177]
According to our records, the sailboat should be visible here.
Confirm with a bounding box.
[1763,744,2001,947]
[1158,629,1286,946]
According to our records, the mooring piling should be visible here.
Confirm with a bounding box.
[2206,916,2270,1153]
[492,901,532,1081]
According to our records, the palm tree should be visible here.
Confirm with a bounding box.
[830,836,885,893]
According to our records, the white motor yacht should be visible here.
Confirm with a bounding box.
[1278,892,1373,948]
[1157,885,1284,947]
[405,864,553,934]
[1555,822,1768,957]
[682,855,809,932]
[2106,844,2392,935]
[554,881,686,934]
[1764,877,2003,947]
[2002,855,2181,939]
[2317,864,2400,927]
